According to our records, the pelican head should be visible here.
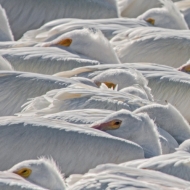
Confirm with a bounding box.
[138,0,188,30]
[92,68,153,101]
[8,157,66,190]
[40,28,120,64]
[91,109,161,158]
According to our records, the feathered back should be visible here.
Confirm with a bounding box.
[160,0,188,29]
[0,0,119,39]
[0,5,14,41]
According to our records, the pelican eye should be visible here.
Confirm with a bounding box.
[57,38,72,47]
[109,119,122,129]
[14,168,32,178]
[146,18,155,25]
[104,82,117,89]
[114,121,121,125]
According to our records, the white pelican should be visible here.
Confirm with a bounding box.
[89,68,153,101]
[0,116,144,175]
[37,28,120,64]
[8,158,66,190]
[111,27,190,67]
[68,164,190,189]
[90,109,162,158]
[0,5,13,41]
[42,108,178,154]
[0,0,119,40]
[20,0,185,44]
[21,18,151,43]
[55,68,153,101]
[54,63,190,122]
[0,28,120,74]
[20,83,151,115]
[117,0,180,18]
[0,71,96,116]
[134,103,190,144]
[122,139,190,182]
[137,0,188,30]
[118,0,161,18]
[175,0,190,28]
[132,63,190,123]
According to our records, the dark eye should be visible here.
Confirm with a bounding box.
[22,170,27,173]
[114,121,121,125]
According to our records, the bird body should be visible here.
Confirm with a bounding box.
[0,47,100,75]
[21,18,150,43]
[68,163,190,189]
[0,28,120,75]
[20,83,151,115]
[60,63,190,122]
[0,116,144,175]
[90,110,162,158]
[138,0,188,30]
[0,71,96,116]
[111,27,190,67]
[134,103,190,144]
[122,148,190,182]
[0,172,46,190]
[0,0,119,39]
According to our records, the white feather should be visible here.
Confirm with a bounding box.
[111,27,190,67]
[0,71,95,116]
[0,116,144,175]
[0,0,119,39]
[68,163,190,189]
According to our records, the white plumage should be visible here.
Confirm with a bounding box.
[68,163,190,190]
[43,109,113,124]
[175,0,190,28]
[0,0,119,40]
[117,0,180,18]
[0,28,120,74]
[122,140,190,182]
[133,63,190,123]
[117,0,161,18]
[0,5,13,41]
[20,18,150,43]
[8,158,66,190]
[55,68,153,101]
[90,109,162,158]
[0,116,144,175]
[138,0,188,30]
[63,63,190,122]
[42,108,178,154]
[0,56,13,71]
[111,27,190,67]
[134,103,190,144]
[0,47,100,75]
[0,71,96,116]
[0,172,46,190]
[20,83,151,115]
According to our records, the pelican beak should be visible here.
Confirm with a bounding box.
[57,38,72,47]
[91,120,122,131]
[146,18,155,25]
[178,64,190,72]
